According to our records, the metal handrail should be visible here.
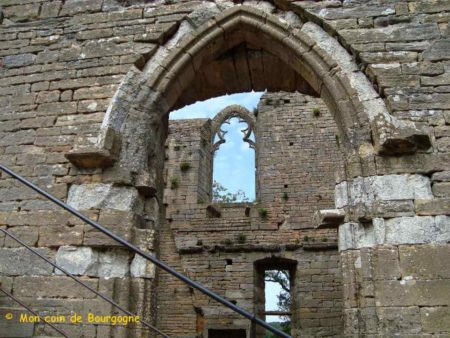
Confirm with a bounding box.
[0,227,169,338]
[0,287,69,338]
[0,163,291,338]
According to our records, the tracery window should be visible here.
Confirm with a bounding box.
[210,105,256,203]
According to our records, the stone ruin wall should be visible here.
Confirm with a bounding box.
[163,92,343,337]
[0,0,448,337]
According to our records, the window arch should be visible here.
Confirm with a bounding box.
[210,105,256,203]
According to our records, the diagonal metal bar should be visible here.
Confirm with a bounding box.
[0,163,291,338]
[0,287,69,338]
[0,227,169,338]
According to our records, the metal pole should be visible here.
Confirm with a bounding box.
[0,163,291,338]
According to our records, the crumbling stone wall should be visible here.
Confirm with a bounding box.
[0,0,449,337]
[163,92,344,337]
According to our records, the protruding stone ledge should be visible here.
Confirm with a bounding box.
[374,116,432,155]
[135,170,157,197]
[303,242,338,251]
[65,146,116,168]
[65,126,121,169]
[314,209,345,228]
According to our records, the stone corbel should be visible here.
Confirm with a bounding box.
[371,114,431,155]
[65,126,121,168]
[314,208,345,229]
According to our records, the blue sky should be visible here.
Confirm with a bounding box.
[170,92,285,323]
[170,92,264,201]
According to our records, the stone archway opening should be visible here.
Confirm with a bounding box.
[64,5,432,338]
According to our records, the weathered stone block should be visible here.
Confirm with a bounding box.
[40,1,62,18]
[0,248,54,276]
[2,3,40,22]
[0,308,34,337]
[432,182,450,197]
[340,24,439,44]
[37,102,77,116]
[4,226,38,248]
[432,171,450,182]
[373,247,401,280]
[14,276,98,298]
[375,216,450,245]
[83,223,132,247]
[340,216,450,249]
[423,39,450,61]
[421,306,450,333]
[415,198,450,215]
[3,54,36,68]
[399,244,450,279]
[55,246,98,276]
[97,249,130,278]
[377,306,421,334]
[60,0,103,16]
[38,224,84,247]
[130,254,155,279]
[337,175,432,208]
[67,184,143,212]
[375,279,450,306]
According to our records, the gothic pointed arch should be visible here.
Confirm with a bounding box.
[67,5,430,178]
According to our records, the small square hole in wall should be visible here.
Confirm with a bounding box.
[284,184,288,188]
[283,99,290,103]
[289,142,294,146]
[226,259,233,265]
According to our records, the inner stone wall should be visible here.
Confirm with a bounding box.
[163,91,344,337]
[0,1,449,337]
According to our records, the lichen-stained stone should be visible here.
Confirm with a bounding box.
[340,216,450,249]
[55,246,98,276]
[337,175,432,208]
[67,183,143,212]
[376,216,450,245]
[130,254,155,278]
[97,249,130,278]
[0,247,54,276]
